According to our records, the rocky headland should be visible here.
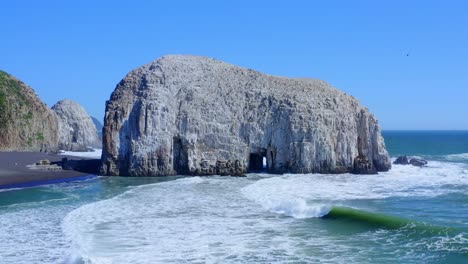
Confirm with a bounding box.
[52,99,101,151]
[101,55,391,176]
[0,73,101,188]
[0,70,59,152]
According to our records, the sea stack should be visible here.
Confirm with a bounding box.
[52,99,101,151]
[101,55,391,176]
[0,70,58,152]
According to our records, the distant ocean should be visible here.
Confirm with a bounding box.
[0,131,467,263]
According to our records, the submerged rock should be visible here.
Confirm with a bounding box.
[394,156,428,167]
[52,99,101,151]
[409,158,428,167]
[393,156,410,165]
[101,55,391,176]
[0,70,59,152]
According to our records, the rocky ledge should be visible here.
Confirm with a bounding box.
[101,55,391,176]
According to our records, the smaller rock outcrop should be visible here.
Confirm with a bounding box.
[393,156,410,165]
[52,99,101,151]
[393,156,428,167]
[27,159,62,171]
[353,155,378,174]
[60,157,100,174]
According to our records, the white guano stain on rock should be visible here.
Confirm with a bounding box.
[52,99,101,151]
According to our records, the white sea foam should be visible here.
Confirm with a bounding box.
[243,161,468,205]
[240,185,332,219]
[240,160,468,220]
[59,148,102,159]
[443,153,468,162]
[1,158,465,263]
[63,176,369,263]
[0,201,74,263]
[61,160,468,263]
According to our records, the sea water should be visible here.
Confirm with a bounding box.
[0,131,467,263]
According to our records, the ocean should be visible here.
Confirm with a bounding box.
[0,131,467,263]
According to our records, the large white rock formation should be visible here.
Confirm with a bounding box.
[52,99,101,151]
[101,55,391,176]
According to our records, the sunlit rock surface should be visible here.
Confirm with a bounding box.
[101,55,391,176]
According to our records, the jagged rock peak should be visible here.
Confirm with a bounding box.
[101,55,391,176]
[0,70,58,152]
[52,99,101,151]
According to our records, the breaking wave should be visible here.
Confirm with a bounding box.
[61,160,468,263]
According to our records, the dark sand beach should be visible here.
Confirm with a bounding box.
[0,152,100,189]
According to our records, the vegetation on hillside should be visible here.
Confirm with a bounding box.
[0,70,45,149]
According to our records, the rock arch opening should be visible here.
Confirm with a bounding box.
[248,149,267,173]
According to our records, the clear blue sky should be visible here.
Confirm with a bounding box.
[1,0,467,130]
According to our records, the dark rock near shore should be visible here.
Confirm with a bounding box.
[394,156,428,167]
[393,156,410,165]
[60,157,100,174]
[409,158,428,167]
[353,155,378,174]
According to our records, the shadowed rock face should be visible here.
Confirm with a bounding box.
[91,116,103,139]
[101,55,391,176]
[0,70,58,152]
[52,99,101,151]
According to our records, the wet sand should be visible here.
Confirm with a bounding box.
[0,152,100,188]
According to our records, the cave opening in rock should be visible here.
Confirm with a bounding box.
[248,151,267,173]
[173,136,189,174]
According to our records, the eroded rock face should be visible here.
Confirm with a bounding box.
[101,55,391,176]
[52,99,101,151]
[0,70,58,152]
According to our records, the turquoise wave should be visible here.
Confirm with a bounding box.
[324,206,447,232]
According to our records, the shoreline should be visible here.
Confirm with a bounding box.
[0,151,100,190]
[0,174,97,190]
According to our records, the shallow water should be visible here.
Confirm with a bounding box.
[0,131,467,263]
